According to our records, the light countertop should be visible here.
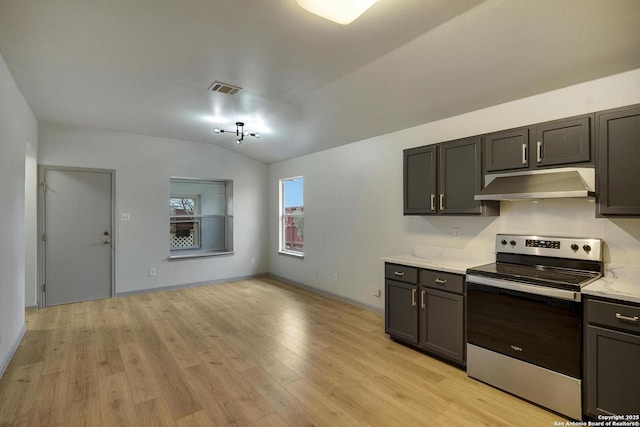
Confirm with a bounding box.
[382,247,493,275]
[582,265,640,305]
[384,251,640,305]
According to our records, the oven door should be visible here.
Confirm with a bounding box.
[466,275,582,379]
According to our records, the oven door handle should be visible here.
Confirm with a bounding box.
[466,274,581,302]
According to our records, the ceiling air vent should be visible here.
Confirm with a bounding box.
[208,81,242,95]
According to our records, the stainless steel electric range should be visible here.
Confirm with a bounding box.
[466,234,603,420]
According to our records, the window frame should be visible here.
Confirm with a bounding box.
[168,177,234,260]
[279,176,304,257]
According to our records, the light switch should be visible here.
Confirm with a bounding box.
[453,227,462,239]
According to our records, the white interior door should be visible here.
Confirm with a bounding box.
[43,168,113,306]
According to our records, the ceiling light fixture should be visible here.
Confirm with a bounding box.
[296,0,378,25]
[214,122,260,145]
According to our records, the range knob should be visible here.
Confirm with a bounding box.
[571,244,579,251]
[509,240,516,246]
[583,244,592,252]
[501,239,508,245]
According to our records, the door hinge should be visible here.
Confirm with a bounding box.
[42,284,46,292]
[41,182,47,192]
[41,233,47,242]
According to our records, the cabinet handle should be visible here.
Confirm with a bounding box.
[421,290,425,309]
[522,143,527,165]
[411,289,416,307]
[439,194,444,211]
[393,271,405,277]
[430,194,435,211]
[537,141,542,163]
[434,278,447,285]
[616,313,639,323]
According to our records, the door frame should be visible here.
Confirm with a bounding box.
[38,165,116,308]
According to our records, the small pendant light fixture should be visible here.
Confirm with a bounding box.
[296,0,378,25]
[214,122,260,145]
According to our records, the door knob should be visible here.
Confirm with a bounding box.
[103,240,110,245]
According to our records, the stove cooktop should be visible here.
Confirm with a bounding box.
[466,234,604,292]
[466,261,601,291]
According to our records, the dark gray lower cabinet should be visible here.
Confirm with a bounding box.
[585,298,640,418]
[419,288,464,363]
[385,263,419,344]
[385,262,465,366]
[385,279,418,344]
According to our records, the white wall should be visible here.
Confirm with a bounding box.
[38,123,269,295]
[24,141,38,308]
[0,53,37,376]
[268,69,640,312]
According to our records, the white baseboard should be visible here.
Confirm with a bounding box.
[0,323,27,380]
[116,274,266,297]
[267,273,384,315]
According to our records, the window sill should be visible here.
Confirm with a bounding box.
[168,250,234,261]
[278,250,304,259]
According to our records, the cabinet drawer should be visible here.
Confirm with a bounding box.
[385,263,418,284]
[588,299,640,334]
[420,269,464,294]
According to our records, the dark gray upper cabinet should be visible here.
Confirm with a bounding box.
[404,137,498,216]
[485,115,593,173]
[534,116,591,167]
[439,137,483,214]
[596,104,640,216]
[485,128,530,172]
[404,145,436,214]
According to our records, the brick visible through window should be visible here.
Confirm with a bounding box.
[280,177,303,255]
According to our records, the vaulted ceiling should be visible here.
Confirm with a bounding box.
[1,0,639,163]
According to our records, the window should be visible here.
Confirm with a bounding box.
[169,178,233,258]
[170,195,200,249]
[280,176,303,255]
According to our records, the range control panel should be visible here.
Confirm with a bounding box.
[496,234,602,261]
[525,239,561,249]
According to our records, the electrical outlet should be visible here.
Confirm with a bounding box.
[251,257,256,265]
[453,227,462,239]
[332,273,338,282]
[149,268,156,277]
[374,288,381,297]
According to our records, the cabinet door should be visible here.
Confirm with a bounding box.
[419,287,464,364]
[485,128,529,172]
[597,105,640,215]
[385,280,418,344]
[534,115,592,167]
[439,136,482,214]
[586,325,640,417]
[404,146,437,215]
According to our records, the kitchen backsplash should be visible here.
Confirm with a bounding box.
[411,198,640,267]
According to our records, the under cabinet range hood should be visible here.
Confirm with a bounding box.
[475,168,595,201]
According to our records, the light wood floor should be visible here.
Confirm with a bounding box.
[0,277,564,426]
